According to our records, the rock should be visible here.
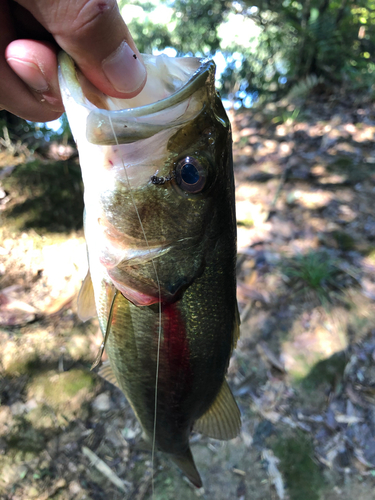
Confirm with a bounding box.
[1,463,28,484]
[69,480,82,495]
[0,299,38,327]
[0,405,13,434]
[92,392,112,412]
[10,401,27,416]
[25,398,38,412]
[28,486,39,498]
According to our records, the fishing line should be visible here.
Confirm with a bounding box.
[108,114,162,499]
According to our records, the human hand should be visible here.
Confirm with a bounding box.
[1,0,147,122]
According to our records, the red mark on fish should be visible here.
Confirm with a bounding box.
[162,303,191,383]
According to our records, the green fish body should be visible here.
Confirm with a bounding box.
[59,52,240,487]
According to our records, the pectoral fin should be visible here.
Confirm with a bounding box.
[77,271,97,321]
[194,379,241,440]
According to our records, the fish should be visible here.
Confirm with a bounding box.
[58,51,240,488]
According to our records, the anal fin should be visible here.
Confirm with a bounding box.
[98,360,120,389]
[194,379,241,440]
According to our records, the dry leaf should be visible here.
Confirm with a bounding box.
[257,341,286,372]
[262,449,285,500]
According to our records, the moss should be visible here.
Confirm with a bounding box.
[27,369,96,421]
[302,351,347,391]
[291,351,347,412]
[366,248,375,264]
[327,157,372,184]
[7,418,46,454]
[51,370,94,398]
[25,404,58,430]
[238,136,249,148]
[30,369,95,404]
[152,466,198,500]
[331,231,356,251]
[272,431,323,500]
[2,159,84,233]
[287,352,324,382]
[237,218,254,228]
[2,343,41,376]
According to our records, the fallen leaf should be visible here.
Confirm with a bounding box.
[262,449,285,500]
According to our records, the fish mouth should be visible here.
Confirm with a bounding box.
[58,52,216,145]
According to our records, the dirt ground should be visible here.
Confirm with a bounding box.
[1,90,375,500]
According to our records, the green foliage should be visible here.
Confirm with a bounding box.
[272,431,323,500]
[282,251,341,302]
[120,0,375,103]
[0,110,72,150]
[331,231,356,251]
[167,0,230,54]
[271,106,301,125]
[283,251,338,289]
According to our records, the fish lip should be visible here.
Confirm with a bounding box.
[85,57,215,145]
[58,51,214,117]
[91,58,214,119]
[58,51,216,144]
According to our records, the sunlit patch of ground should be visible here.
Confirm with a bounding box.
[0,228,86,309]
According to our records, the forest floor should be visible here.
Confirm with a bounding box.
[1,89,375,500]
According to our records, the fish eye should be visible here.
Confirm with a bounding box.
[175,157,206,194]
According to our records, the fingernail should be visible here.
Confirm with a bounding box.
[6,58,49,92]
[102,41,146,94]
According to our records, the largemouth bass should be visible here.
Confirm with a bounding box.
[58,51,240,488]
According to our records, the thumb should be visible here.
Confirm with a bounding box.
[17,0,147,98]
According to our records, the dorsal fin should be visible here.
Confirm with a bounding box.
[98,360,120,389]
[77,271,97,321]
[194,379,241,440]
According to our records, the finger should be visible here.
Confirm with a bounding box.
[6,40,64,112]
[0,4,63,122]
[15,0,147,98]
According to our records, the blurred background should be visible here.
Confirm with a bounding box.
[1,1,375,499]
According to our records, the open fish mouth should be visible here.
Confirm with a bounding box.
[58,52,216,145]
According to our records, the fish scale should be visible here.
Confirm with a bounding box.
[59,51,241,487]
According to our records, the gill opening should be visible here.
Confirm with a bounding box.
[108,115,162,499]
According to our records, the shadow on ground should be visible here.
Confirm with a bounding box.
[2,159,84,233]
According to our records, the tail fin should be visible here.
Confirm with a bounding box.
[170,448,202,488]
